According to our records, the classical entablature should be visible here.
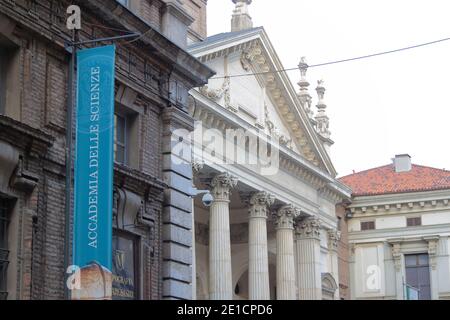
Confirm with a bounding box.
[188,89,350,207]
[189,27,337,178]
[347,190,450,216]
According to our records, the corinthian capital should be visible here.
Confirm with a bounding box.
[295,216,321,240]
[211,173,238,201]
[327,229,341,251]
[273,204,300,230]
[248,191,275,219]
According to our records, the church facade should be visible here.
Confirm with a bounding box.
[185,0,351,300]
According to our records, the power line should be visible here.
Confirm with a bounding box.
[210,36,450,80]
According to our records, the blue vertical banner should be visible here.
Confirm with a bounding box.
[72,45,116,300]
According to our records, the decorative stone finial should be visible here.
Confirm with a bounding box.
[231,0,253,32]
[314,79,331,139]
[297,57,314,120]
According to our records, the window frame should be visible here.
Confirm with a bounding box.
[360,220,375,231]
[404,253,431,300]
[407,216,422,227]
[114,112,128,165]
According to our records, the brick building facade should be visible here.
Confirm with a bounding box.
[0,0,213,300]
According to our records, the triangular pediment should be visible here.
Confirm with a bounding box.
[188,28,337,177]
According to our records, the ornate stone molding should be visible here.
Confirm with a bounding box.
[427,238,439,271]
[264,103,293,149]
[295,216,321,240]
[240,45,263,72]
[192,158,204,175]
[199,77,234,111]
[349,198,450,215]
[249,191,275,219]
[273,204,300,230]
[327,229,341,251]
[211,172,238,201]
[391,243,402,272]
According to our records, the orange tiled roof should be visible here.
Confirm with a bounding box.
[339,164,450,196]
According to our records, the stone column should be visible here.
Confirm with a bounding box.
[328,229,341,300]
[295,217,322,300]
[209,173,238,300]
[273,205,299,300]
[248,192,274,300]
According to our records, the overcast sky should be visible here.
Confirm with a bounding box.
[207,0,450,177]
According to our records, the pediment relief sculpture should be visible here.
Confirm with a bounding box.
[199,77,235,112]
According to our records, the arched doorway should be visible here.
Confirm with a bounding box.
[321,273,338,300]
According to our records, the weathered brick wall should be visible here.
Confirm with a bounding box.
[1,0,213,300]
[139,0,164,30]
[181,0,207,40]
[0,0,174,300]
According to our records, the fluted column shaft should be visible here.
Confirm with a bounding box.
[295,217,322,300]
[209,173,237,300]
[274,205,299,300]
[248,192,274,300]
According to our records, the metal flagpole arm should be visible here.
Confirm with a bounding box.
[67,33,142,47]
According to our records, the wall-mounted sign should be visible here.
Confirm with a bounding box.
[72,45,116,300]
[112,232,139,300]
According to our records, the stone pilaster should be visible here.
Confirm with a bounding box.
[426,237,440,300]
[391,242,404,300]
[327,229,341,300]
[273,204,299,300]
[248,192,274,300]
[295,216,322,300]
[162,106,195,300]
[209,173,238,300]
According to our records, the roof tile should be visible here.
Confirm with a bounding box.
[339,164,450,196]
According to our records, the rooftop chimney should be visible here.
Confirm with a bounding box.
[231,0,253,32]
[393,154,412,173]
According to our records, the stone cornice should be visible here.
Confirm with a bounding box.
[83,0,215,86]
[348,223,450,242]
[348,198,450,216]
[0,0,214,87]
[189,90,350,190]
[114,163,167,193]
[189,90,350,201]
[0,115,54,157]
